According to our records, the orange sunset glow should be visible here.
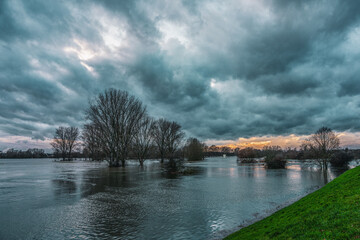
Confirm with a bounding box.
[206,132,360,149]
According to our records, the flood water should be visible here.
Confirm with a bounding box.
[0,157,353,240]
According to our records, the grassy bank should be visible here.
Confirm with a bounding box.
[225,167,360,239]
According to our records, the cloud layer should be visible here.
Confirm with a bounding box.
[1,0,360,149]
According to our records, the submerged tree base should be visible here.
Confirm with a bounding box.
[225,166,360,239]
[108,161,126,167]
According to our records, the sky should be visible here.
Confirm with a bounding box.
[1,0,360,151]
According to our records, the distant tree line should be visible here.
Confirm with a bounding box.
[0,148,49,158]
[203,145,236,157]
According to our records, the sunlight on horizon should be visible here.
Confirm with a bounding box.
[205,132,360,149]
[2,131,360,152]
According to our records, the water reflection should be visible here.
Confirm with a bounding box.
[0,157,355,240]
[52,179,77,196]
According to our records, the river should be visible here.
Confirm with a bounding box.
[0,157,352,239]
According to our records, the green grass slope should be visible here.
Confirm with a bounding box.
[225,166,360,240]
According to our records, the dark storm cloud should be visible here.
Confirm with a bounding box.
[255,74,319,96]
[129,53,217,112]
[338,72,360,97]
[1,0,360,146]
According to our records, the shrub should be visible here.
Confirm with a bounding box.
[265,154,287,169]
[330,151,354,168]
[237,147,257,159]
[185,138,204,161]
[237,147,259,163]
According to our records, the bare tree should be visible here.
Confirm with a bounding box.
[132,116,155,166]
[152,119,185,163]
[305,127,340,169]
[82,123,103,160]
[165,121,185,161]
[185,137,204,161]
[65,126,80,160]
[51,127,67,161]
[51,126,79,161]
[86,89,146,167]
[152,118,171,163]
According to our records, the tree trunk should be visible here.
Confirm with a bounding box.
[68,148,72,161]
[109,160,120,167]
[321,159,328,170]
[323,170,328,184]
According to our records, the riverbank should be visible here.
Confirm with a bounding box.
[225,166,360,239]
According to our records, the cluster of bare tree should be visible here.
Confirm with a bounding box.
[205,145,233,153]
[51,89,208,166]
[82,89,185,167]
[236,127,350,169]
[51,126,80,161]
[51,89,186,166]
